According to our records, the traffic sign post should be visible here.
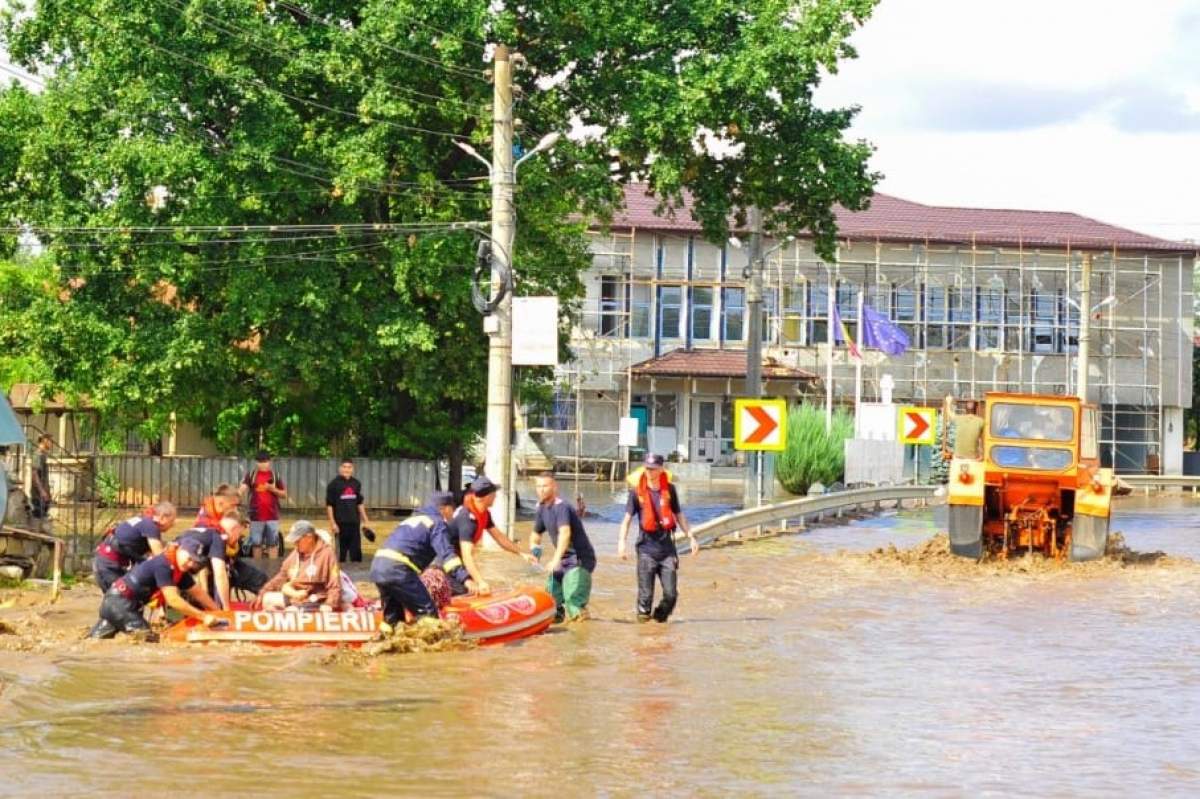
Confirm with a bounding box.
[734,398,788,452]
[898,406,937,482]
[898,406,937,445]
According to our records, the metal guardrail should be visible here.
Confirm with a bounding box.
[688,485,941,548]
[1119,475,1200,493]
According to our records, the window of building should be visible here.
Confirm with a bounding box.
[782,284,806,344]
[539,390,577,431]
[762,288,778,343]
[948,286,972,350]
[892,283,919,348]
[691,286,714,341]
[1030,290,1056,353]
[658,286,683,340]
[652,394,678,427]
[809,278,829,344]
[599,275,625,337]
[835,281,857,343]
[925,285,947,348]
[630,283,651,338]
[1058,292,1079,354]
[723,287,745,342]
[975,286,1003,350]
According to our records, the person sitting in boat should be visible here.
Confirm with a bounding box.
[89,537,221,640]
[443,475,539,596]
[195,483,240,529]
[176,511,267,610]
[531,473,598,624]
[93,501,177,593]
[369,492,475,627]
[254,520,342,611]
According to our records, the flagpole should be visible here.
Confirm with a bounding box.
[825,263,834,432]
[854,290,864,437]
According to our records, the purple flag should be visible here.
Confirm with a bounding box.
[862,305,910,356]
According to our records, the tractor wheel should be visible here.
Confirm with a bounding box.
[1070,514,1109,562]
[947,504,984,559]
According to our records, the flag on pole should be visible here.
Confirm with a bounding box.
[862,305,910,356]
[831,304,861,360]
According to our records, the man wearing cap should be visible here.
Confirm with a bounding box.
[239,450,287,559]
[254,521,342,611]
[369,492,475,625]
[445,475,539,596]
[89,537,221,639]
[531,473,598,623]
[92,501,177,593]
[325,458,371,563]
[176,510,267,610]
[618,453,698,623]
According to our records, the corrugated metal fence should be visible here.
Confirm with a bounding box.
[96,455,436,512]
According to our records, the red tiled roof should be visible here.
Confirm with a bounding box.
[631,348,818,380]
[7,383,94,411]
[610,184,1197,254]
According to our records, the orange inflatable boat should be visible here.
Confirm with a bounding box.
[161,587,557,647]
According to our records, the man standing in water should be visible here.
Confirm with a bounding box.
[446,475,539,596]
[617,453,698,623]
[531,473,597,623]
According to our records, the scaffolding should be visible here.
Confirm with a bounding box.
[534,229,1190,477]
[764,239,1183,474]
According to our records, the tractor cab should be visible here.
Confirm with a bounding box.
[946,392,1112,561]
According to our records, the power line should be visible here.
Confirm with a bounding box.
[11,221,483,234]
[0,62,45,88]
[275,2,489,82]
[79,8,472,141]
[159,0,486,117]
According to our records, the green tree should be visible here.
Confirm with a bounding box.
[0,0,878,487]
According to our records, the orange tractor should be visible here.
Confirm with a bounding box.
[947,392,1112,561]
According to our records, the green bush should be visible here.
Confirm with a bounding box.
[776,404,854,495]
[94,467,121,507]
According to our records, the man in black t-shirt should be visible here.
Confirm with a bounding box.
[531,473,597,623]
[325,459,370,563]
[30,434,52,532]
[444,475,539,595]
[617,453,698,623]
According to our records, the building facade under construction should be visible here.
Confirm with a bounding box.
[520,185,1196,477]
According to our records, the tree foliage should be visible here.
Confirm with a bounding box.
[0,0,878,460]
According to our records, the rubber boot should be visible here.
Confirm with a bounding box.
[88,618,117,639]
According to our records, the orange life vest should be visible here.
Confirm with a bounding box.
[196,496,222,529]
[463,493,489,545]
[636,470,676,533]
[151,547,187,609]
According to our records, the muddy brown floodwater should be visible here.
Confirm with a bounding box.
[3,494,1200,797]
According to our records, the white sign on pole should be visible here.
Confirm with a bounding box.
[618,416,640,447]
[511,296,559,366]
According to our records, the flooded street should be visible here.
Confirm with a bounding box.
[3,493,1200,797]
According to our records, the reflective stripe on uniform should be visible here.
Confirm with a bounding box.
[442,556,463,573]
[376,548,421,573]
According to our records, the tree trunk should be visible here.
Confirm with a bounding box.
[448,439,465,500]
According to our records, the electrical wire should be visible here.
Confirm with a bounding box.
[0,62,46,88]
[159,0,486,117]
[275,2,489,82]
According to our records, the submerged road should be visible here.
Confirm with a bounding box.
[1,493,1198,796]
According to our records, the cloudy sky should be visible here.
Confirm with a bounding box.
[817,0,1200,243]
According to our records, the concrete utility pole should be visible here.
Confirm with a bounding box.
[1076,252,1092,403]
[743,207,764,509]
[484,45,516,531]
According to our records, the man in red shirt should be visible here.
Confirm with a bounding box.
[238,450,287,559]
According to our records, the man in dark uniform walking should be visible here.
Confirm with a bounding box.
[617,453,698,623]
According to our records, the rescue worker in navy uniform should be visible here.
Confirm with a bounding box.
[176,510,267,609]
[617,453,698,623]
[445,475,539,596]
[88,537,221,640]
[369,492,475,628]
[92,501,177,593]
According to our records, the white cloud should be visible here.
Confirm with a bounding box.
[818,0,1200,243]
